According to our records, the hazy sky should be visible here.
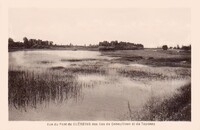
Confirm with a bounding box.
[9,8,190,47]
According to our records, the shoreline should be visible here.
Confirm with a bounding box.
[9,48,191,68]
[8,46,100,52]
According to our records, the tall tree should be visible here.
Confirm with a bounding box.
[177,44,180,49]
[23,37,29,48]
[8,38,14,43]
[8,38,14,48]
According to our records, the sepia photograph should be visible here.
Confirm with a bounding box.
[8,8,191,121]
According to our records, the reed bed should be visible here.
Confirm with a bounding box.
[8,70,81,111]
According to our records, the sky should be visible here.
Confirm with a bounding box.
[9,8,191,48]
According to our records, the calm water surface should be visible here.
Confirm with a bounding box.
[9,50,189,120]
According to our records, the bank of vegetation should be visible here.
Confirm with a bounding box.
[8,37,191,52]
[99,40,144,51]
[135,83,191,121]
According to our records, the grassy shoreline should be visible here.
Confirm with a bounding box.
[101,49,191,68]
[8,47,99,52]
[132,83,191,121]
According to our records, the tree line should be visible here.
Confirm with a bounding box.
[8,37,99,49]
[162,44,191,51]
[8,37,54,49]
[99,40,144,51]
[8,37,190,51]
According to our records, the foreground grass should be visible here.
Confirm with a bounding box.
[9,70,81,111]
[131,83,191,121]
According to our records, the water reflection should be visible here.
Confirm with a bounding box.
[9,50,190,121]
[9,50,113,70]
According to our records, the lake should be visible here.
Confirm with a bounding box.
[9,50,190,120]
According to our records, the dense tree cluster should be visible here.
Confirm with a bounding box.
[99,40,144,51]
[162,45,168,50]
[8,37,54,49]
[8,38,24,48]
[162,44,191,51]
[181,45,191,51]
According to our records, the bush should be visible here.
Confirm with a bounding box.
[162,45,168,50]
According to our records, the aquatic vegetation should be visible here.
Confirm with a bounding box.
[61,58,96,62]
[8,70,81,111]
[118,69,168,80]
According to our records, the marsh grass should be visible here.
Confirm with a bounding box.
[37,60,53,64]
[61,58,96,62]
[174,69,191,78]
[64,66,106,74]
[118,69,168,80]
[117,66,191,81]
[130,83,191,121]
[141,58,191,68]
[50,66,65,70]
[8,70,81,111]
[101,49,191,68]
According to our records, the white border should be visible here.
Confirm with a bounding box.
[1,0,200,130]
